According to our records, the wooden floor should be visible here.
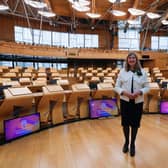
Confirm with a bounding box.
[0,114,168,168]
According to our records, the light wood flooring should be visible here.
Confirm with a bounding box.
[0,114,168,168]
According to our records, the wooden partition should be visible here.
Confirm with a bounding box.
[0,87,33,133]
[72,84,90,118]
[37,85,65,125]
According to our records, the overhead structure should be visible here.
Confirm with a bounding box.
[0,0,167,31]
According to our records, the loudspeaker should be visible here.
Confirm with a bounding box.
[142,55,150,59]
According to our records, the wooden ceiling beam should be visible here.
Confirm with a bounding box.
[44,0,53,12]
[153,9,168,32]
[123,0,140,32]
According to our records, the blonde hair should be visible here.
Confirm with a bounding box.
[125,52,142,72]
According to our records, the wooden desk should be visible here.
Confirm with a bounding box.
[0,87,33,133]
[37,85,65,125]
[71,84,90,118]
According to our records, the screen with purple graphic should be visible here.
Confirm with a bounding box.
[4,113,40,141]
[160,101,168,114]
[89,98,118,118]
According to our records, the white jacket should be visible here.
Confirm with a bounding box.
[115,68,150,103]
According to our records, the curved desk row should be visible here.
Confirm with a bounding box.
[0,82,167,134]
[0,83,118,134]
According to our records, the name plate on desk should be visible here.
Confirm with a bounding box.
[8,87,32,96]
[149,82,159,89]
[98,83,113,89]
[57,79,69,85]
[46,85,64,92]
[75,84,90,90]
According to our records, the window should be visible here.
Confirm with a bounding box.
[34,29,42,44]
[151,36,168,51]
[0,61,12,67]
[91,35,99,48]
[85,34,98,48]
[160,37,168,50]
[118,29,140,50]
[76,34,84,48]
[151,36,159,50]
[118,18,141,50]
[52,63,68,70]
[69,33,78,48]
[17,62,33,67]
[41,30,51,45]
[14,26,99,48]
[61,33,69,47]
[52,32,61,46]
[38,62,51,68]
[15,26,23,42]
[23,27,33,44]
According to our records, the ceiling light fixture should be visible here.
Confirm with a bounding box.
[38,11,56,17]
[72,4,90,12]
[86,13,101,18]
[24,0,47,9]
[146,12,161,19]
[86,0,101,18]
[110,10,126,16]
[108,0,126,3]
[128,8,145,16]
[0,4,9,11]
[68,0,90,6]
[161,19,168,25]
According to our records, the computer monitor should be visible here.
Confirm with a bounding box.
[89,81,99,90]
[0,85,12,99]
[160,101,168,114]
[161,82,168,89]
[4,113,40,142]
[49,79,57,85]
[89,98,118,119]
[155,78,161,84]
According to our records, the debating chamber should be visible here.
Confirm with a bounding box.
[0,0,168,167]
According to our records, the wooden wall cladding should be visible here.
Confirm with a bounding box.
[0,41,168,69]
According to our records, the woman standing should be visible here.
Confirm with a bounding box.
[115,52,149,157]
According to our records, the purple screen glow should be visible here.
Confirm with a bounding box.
[4,113,40,141]
[160,101,168,114]
[89,99,118,118]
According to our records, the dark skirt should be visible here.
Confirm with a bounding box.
[120,99,143,127]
